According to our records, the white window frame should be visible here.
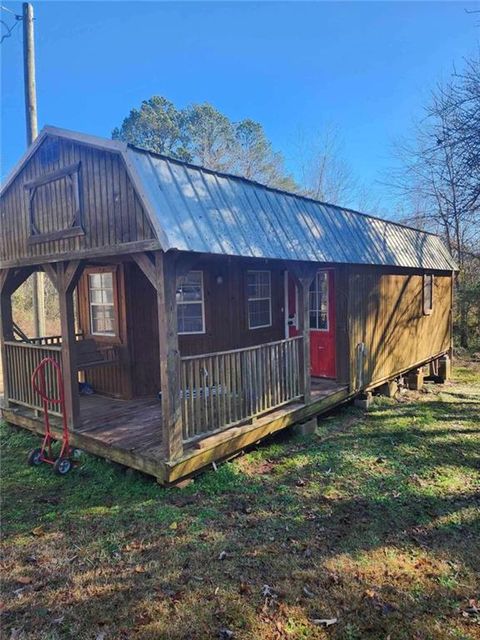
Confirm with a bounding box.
[247,270,272,330]
[177,270,206,335]
[423,273,434,315]
[309,271,329,332]
[88,271,116,337]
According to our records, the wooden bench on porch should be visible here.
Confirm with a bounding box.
[75,338,120,370]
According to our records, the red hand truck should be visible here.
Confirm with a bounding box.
[27,356,73,475]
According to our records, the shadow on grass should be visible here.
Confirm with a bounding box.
[1,375,479,639]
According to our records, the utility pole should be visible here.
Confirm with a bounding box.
[23,2,45,337]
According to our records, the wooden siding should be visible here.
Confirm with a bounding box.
[348,268,452,389]
[76,257,452,401]
[125,256,287,397]
[0,136,158,266]
[76,264,132,399]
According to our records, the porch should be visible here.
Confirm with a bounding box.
[2,376,351,483]
[0,252,348,483]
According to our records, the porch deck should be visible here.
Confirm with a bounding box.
[2,377,352,484]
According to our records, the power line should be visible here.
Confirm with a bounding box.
[0,6,22,44]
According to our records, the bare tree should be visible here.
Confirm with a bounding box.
[391,54,480,347]
[294,125,359,206]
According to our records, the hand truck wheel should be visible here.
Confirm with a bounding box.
[28,448,43,466]
[53,457,72,475]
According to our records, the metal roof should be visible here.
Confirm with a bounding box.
[1,126,457,271]
[126,145,456,271]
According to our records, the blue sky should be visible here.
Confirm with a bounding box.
[1,1,478,214]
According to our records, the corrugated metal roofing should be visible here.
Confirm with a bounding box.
[126,146,456,271]
[0,126,457,271]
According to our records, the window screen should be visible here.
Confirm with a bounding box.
[89,272,115,336]
[177,271,205,334]
[247,271,272,329]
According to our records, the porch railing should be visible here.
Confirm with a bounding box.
[180,336,303,442]
[25,332,84,346]
[3,341,63,416]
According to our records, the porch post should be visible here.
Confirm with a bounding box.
[290,264,316,405]
[56,261,84,430]
[0,270,14,407]
[1,267,36,408]
[155,251,183,461]
[297,276,313,403]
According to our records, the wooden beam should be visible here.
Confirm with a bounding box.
[42,263,59,290]
[132,252,157,290]
[2,266,36,296]
[57,261,83,429]
[0,269,8,295]
[155,250,183,461]
[63,260,84,293]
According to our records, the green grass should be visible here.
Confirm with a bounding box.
[1,363,479,639]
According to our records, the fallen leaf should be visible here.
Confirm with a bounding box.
[261,584,277,598]
[30,526,45,537]
[239,581,250,595]
[169,522,178,530]
[16,577,32,585]
[311,618,337,627]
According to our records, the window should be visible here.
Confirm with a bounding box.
[423,274,434,315]
[177,271,205,334]
[247,271,271,329]
[88,271,116,336]
[309,271,328,330]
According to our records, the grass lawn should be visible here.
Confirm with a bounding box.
[1,363,479,640]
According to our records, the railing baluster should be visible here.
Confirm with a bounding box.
[179,336,303,443]
[4,341,63,416]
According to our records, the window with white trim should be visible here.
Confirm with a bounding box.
[423,274,434,315]
[176,271,205,334]
[88,272,116,336]
[247,270,272,329]
[309,271,328,330]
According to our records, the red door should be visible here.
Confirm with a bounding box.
[287,270,336,378]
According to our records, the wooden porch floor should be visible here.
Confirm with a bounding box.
[2,378,352,484]
[76,376,343,453]
[77,395,163,453]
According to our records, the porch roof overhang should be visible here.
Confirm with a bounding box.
[1,126,458,272]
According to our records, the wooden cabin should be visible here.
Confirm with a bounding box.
[0,126,456,484]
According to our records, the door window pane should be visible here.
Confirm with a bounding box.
[309,272,328,330]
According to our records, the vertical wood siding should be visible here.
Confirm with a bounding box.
[0,136,156,265]
[348,268,452,389]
